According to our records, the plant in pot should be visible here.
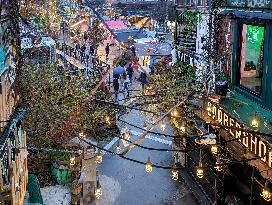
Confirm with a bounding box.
[214,71,228,96]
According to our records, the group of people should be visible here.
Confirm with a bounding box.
[112,63,135,101]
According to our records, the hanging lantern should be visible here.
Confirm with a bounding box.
[160,120,166,131]
[105,116,110,124]
[79,132,85,138]
[171,109,178,117]
[69,156,76,166]
[261,181,271,202]
[211,145,218,155]
[116,141,121,154]
[214,157,223,172]
[196,161,204,179]
[123,132,130,140]
[171,164,179,181]
[143,122,148,130]
[95,180,102,199]
[251,118,259,128]
[145,157,152,174]
[95,152,103,164]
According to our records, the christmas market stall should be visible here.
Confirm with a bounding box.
[135,41,172,67]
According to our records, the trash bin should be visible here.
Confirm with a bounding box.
[215,80,228,96]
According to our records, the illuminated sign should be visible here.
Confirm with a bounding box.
[205,100,272,168]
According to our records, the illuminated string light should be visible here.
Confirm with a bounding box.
[261,180,271,202]
[69,156,76,166]
[214,157,223,172]
[211,145,218,155]
[95,152,103,164]
[145,157,152,174]
[116,141,121,154]
[143,122,148,130]
[171,164,179,181]
[95,180,102,199]
[160,120,166,131]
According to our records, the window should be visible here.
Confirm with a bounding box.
[238,24,264,96]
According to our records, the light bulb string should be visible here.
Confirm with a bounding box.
[78,137,269,170]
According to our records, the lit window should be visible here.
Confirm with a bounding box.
[239,24,264,96]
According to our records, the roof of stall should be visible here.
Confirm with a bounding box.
[135,42,172,56]
[114,29,147,43]
[106,20,128,30]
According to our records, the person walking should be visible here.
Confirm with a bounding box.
[105,43,110,60]
[113,77,119,101]
[127,63,134,84]
[139,72,147,93]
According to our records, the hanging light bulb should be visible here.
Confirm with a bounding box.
[196,161,204,179]
[79,132,85,139]
[171,109,178,117]
[251,118,259,128]
[145,157,152,174]
[171,164,179,181]
[95,180,102,199]
[214,157,223,172]
[160,120,166,131]
[69,156,76,166]
[180,121,186,133]
[261,180,271,202]
[95,152,103,164]
[143,122,148,130]
[123,132,130,140]
[211,145,218,155]
[116,141,121,154]
[105,115,110,124]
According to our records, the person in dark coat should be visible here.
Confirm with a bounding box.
[139,72,147,92]
[127,63,134,83]
[105,43,110,59]
[89,45,94,56]
[113,77,119,101]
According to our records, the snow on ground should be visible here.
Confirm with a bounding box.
[41,185,71,205]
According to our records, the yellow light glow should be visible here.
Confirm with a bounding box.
[116,142,121,154]
[95,187,102,199]
[124,132,130,140]
[251,118,259,128]
[161,121,166,131]
[95,154,103,164]
[180,126,186,133]
[171,110,178,117]
[105,116,110,124]
[261,188,271,202]
[211,145,218,155]
[196,168,204,179]
[171,169,179,181]
[143,122,148,130]
[146,157,152,174]
[214,159,223,172]
[69,156,76,166]
[79,132,85,138]
[207,106,212,113]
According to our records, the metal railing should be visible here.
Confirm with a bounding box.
[176,0,210,8]
[224,0,272,9]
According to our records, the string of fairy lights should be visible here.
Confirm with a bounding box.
[18,103,272,201]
